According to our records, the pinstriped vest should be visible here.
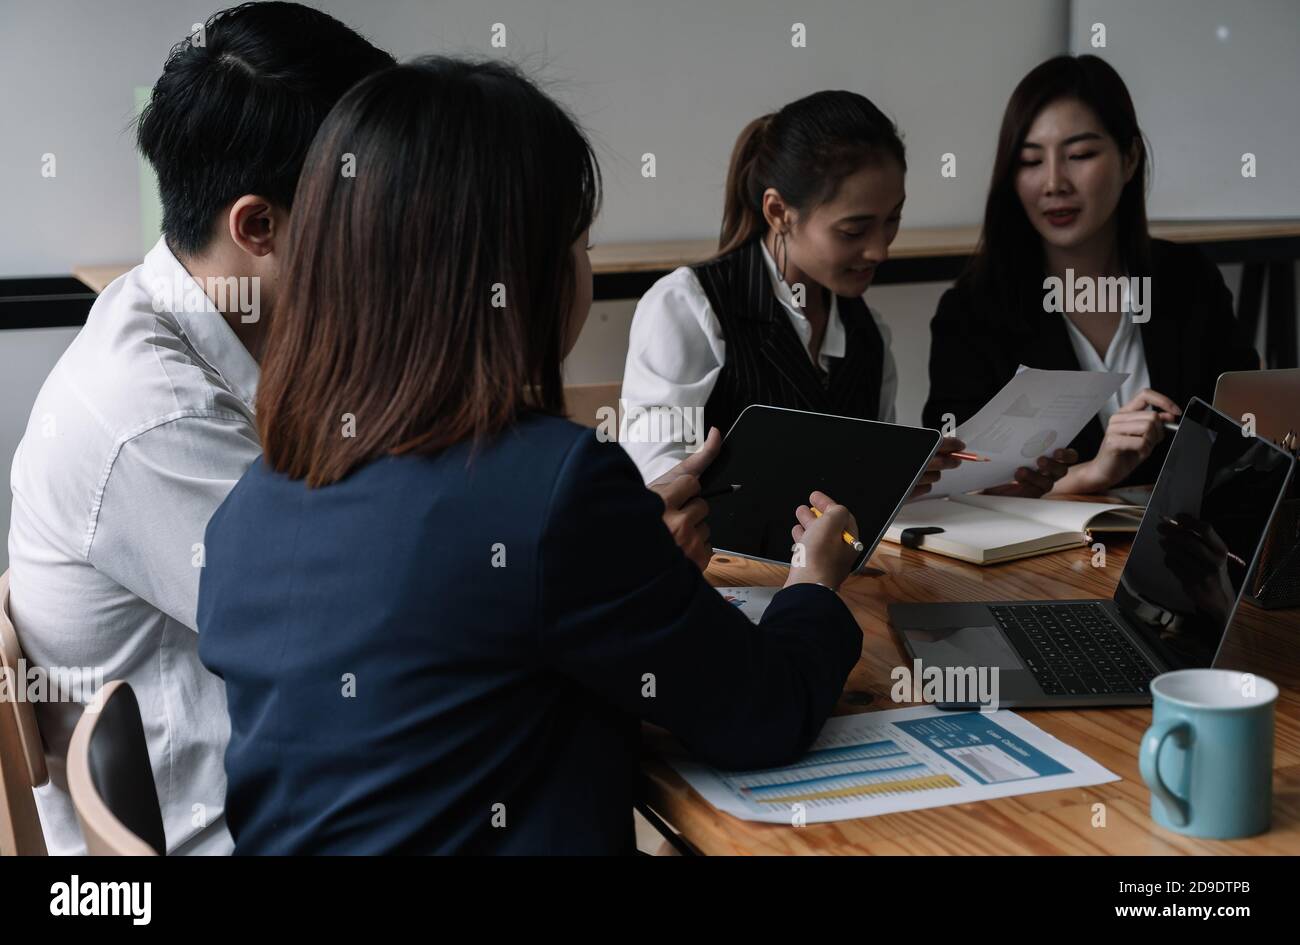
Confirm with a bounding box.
[690,238,884,437]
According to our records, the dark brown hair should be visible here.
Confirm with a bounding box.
[962,55,1152,330]
[257,57,601,486]
[718,90,906,256]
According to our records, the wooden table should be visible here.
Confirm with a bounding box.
[640,536,1300,855]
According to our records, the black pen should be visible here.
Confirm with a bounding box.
[699,482,741,500]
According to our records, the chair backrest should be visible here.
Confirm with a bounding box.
[564,382,622,434]
[0,570,47,855]
[67,680,165,856]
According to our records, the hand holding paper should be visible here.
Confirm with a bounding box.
[909,436,966,501]
[924,368,1128,500]
[981,446,1078,498]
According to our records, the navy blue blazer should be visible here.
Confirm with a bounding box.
[197,413,861,855]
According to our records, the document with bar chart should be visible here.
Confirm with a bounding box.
[668,705,1118,823]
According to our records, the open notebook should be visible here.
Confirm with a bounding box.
[883,495,1144,565]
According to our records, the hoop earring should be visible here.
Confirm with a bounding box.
[775,230,789,284]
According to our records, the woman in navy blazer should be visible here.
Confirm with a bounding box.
[197,56,864,855]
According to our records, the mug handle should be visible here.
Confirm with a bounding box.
[1140,718,1191,827]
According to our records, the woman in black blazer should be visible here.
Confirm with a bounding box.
[924,55,1258,493]
[196,57,864,855]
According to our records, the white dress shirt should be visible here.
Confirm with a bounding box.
[1060,288,1150,430]
[7,237,261,855]
[620,239,899,482]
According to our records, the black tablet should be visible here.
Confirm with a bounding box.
[698,405,941,571]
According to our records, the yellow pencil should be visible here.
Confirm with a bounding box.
[811,506,865,552]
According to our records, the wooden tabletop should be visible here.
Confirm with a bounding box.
[70,264,132,295]
[641,532,1300,855]
[72,219,1300,293]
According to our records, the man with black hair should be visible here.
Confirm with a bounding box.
[7,3,394,855]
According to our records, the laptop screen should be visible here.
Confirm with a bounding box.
[1115,398,1294,670]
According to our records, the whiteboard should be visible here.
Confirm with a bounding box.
[1070,0,1300,219]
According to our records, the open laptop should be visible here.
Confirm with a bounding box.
[888,398,1295,709]
[1213,368,1300,444]
[1214,369,1300,608]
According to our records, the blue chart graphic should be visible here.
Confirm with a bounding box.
[895,713,1070,783]
[671,709,1118,824]
[724,734,962,809]
[715,713,1077,812]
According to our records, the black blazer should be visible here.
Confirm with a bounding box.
[197,413,862,855]
[922,240,1259,487]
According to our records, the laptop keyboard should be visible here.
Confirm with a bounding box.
[988,603,1158,697]
[1257,542,1300,604]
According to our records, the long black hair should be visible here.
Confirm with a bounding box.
[718,90,906,256]
[962,55,1152,331]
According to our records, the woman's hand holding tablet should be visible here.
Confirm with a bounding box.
[647,426,723,571]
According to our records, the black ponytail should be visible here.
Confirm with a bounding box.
[717,90,906,256]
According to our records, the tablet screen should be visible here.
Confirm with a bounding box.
[698,405,941,568]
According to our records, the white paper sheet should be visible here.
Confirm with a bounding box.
[926,368,1128,499]
[667,704,1119,824]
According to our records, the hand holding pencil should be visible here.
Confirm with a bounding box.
[810,506,864,552]
[787,491,862,592]
[907,436,970,501]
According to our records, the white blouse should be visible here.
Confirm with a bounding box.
[619,239,899,482]
[1060,287,1151,430]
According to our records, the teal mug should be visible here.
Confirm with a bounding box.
[1140,668,1277,839]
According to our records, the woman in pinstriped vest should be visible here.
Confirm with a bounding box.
[620,91,1072,498]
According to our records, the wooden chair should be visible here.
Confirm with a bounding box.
[0,570,47,855]
[67,680,165,855]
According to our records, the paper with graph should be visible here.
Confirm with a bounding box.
[714,586,779,624]
[926,368,1128,499]
[668,705,1117,823]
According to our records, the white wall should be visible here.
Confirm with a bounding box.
[1,0,1295,568]
[0,328,81,572]
[0,0,1072,570]
[2,0,1069,273]
[1070,0,1300,219]
[1068,0,1300,368]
